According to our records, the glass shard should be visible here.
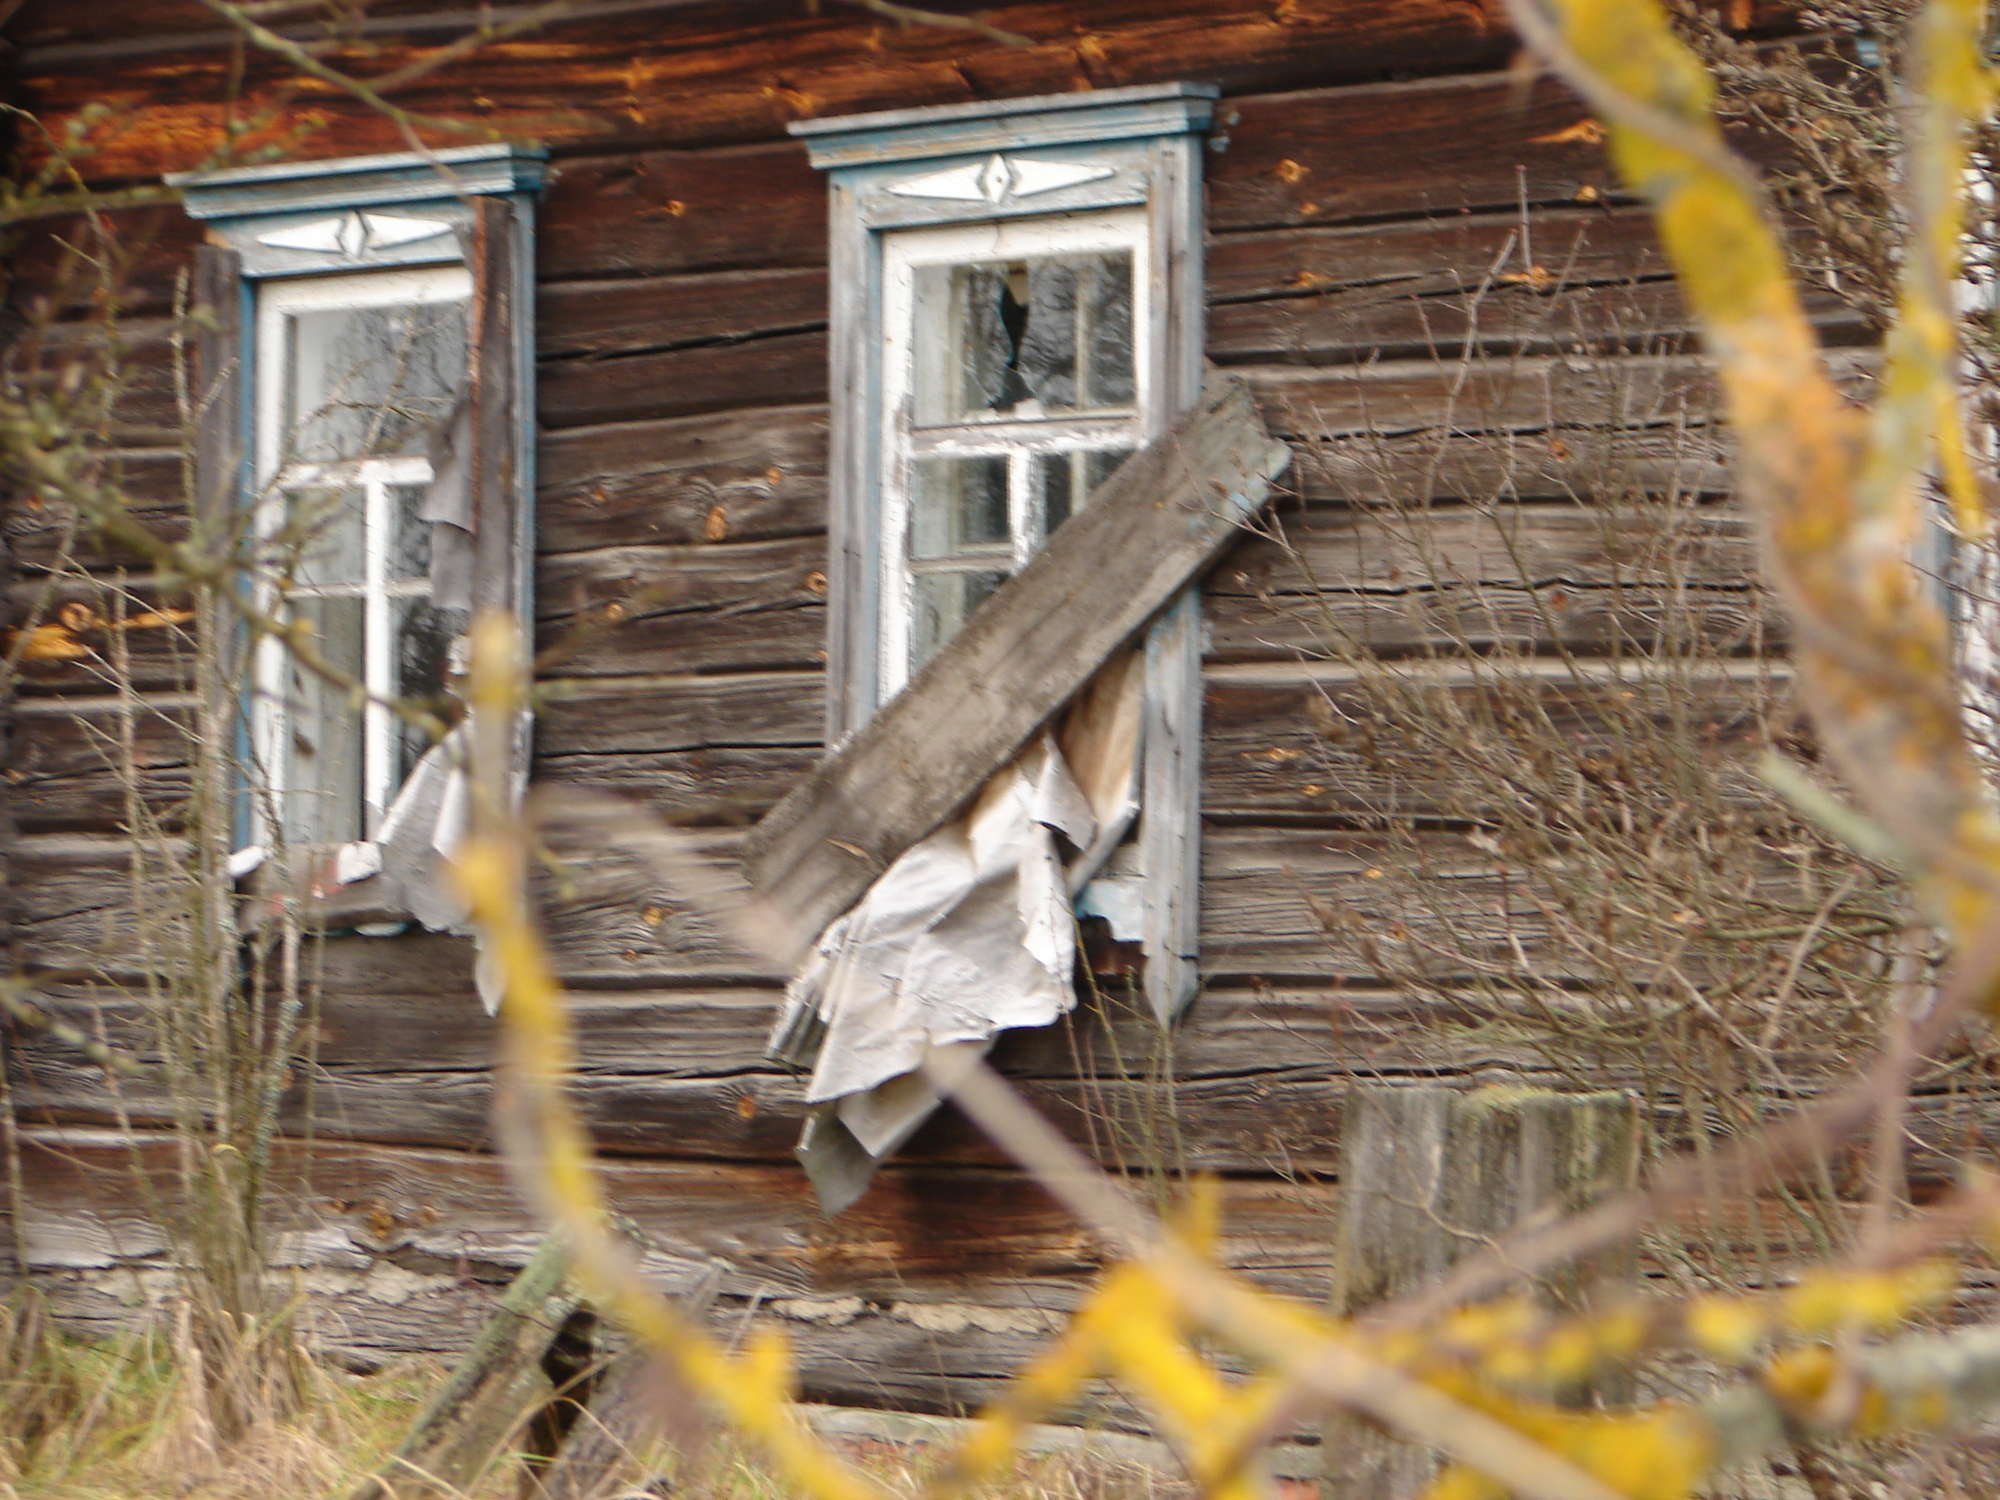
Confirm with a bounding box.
[914,249,1136,423]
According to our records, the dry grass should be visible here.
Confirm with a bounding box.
[0,1294,1195,1500]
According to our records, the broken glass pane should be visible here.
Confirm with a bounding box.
[283,296,467,464]
[914,250,1136,422]
[911,456,1011,559]
[278,593,366,847]
[911,570,1004,669]
[395,596,469,783]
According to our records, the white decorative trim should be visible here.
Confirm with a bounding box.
[257,210,453,257]
[887,154,1116,205]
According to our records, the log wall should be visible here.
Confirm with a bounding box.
[0,0,1896,1423]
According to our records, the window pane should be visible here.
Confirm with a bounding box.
[915,250,1135,422]
[283,485,365,588]
[277,594,366,847]
[395,597,469,783]
[911,570,1004,669]
[911,456,1010,559]
[283,297,467,463]
[389,480,432,581]
[1034,446,1133,538]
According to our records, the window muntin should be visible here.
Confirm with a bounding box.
[880,210,1149,693]
[252,265,472,849]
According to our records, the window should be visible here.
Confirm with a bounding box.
[172,145,542,922]
[253,264,472,848]
[793,85,1218,1020]
[881,211,1146,691]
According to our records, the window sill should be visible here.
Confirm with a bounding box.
[234,838,456,936]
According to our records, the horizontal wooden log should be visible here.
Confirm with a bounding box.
[9,834,194,981]
[1207,208,1671,307]
[9,693,195,834]
[12,1002,1964,1186]
[538,266,826,361]
[536,403,827,555]
[13,316,184,444]
[30,974,1499,1087]
[538,325,827,429]
[528,66,1729,285]
[3,574,196,695]
[537,535,827,677]
[10,4,1620,182]
[1287,424,1734,507]
[537,669,823,757]
[6,448,190,574]
[528,497,1765,689]
[1201,669,1787,822]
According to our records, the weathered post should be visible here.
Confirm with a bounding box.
[1322,1084,1641,1499]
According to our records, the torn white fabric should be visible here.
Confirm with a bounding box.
[770,651,1144,1212]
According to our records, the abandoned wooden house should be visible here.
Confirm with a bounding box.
[0,0,1928,1448]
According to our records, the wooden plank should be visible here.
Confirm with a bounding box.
[745,373,1291,940]
[4,573,197,698]
[536,670,822,757]
[1201,670,1787,821]
[34,976,1478,1086]
[8,3,1596,181]
[1215,500,1757,595]
[538,266,826,361]
[537,325,827,430]
[1325,1086,1638,1498]
[15,316,183,444]
[7,449,188,573]
[1206,208,1674,307]
[1289,424,1734,506]
[1206,578,1777,665]
[9,694,195,833]
[535,534,826,677]
[535,403,827,555]
[349,1235,580,1500]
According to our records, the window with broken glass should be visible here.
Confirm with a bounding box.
[252,265,471,849]
[881,210,1149,692]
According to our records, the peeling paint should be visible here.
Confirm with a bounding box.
[888,1300,1059,1336]
[771,1294,866,1325]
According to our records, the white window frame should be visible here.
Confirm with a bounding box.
[792,85,1217,1021]
[878,209,1152,695]
[251,263,472,848]
[172,144,544,913]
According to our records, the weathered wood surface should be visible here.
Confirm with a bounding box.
[8,7,1655,182]
[1325,1086,1639,1499]
[349,1235,580,1500]
[746,374,1290,940]
[4,574,196,696]
[9,693,195,833]
[525,66,1785,285]
[17,973,1911,1178]
[528,497,1762,685]
[7,448,188,573]
[536,534,826,677]
[536,404,827,555]
[540,323,827,429]
[12,811,1849,996]
[1202,670,1786,821]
